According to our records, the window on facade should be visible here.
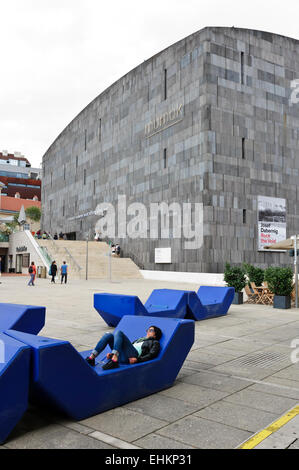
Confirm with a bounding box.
[85,129,87,151]
[242,138,245,159]
[62,203,65,217]
[22,253,30,268]
[51,172,53,188]
[64,164,66,180]
[243,209,246,224]
[83,169,86,185]
[163,148,167,169]
[241,52,244,85]
[76,155,78,169]
[99,119,102,142]
[164,69,167,100]
[93,179,96,195]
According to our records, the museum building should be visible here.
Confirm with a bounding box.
[42,27,299,273]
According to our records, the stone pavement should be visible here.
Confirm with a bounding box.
[1,275,299,449]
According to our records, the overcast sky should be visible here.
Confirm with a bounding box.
[1,0,298,168]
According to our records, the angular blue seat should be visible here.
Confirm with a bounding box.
[0,303,45,335]
[5,315,194,421]
[144,289,190,318]
[94,286,235,326]
[94,290,195,327]
[93,293,147,327]
[197,286,235,318]
[0,332,31,444]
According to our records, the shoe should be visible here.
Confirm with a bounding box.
[86,356,95,367]
[102,359,119,370]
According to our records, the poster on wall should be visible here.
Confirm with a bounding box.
[155,247,172,263]
[258,196,286,251]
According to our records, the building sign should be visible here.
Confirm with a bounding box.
[145,104,184,138]
[258,196,286,251]
[155,247,171,264]
[16,246,27,253]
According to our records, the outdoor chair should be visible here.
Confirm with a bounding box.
[0,303,46,335]
[250,282,265,304]
[94,287,235,327]
[262,282,274,305]
[0,332,31,444]
[244,284,257,303]
[5,315,194,421]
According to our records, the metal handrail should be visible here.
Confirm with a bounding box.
[64,246,82,272]
[39,246,53,266]
[47,233,82,272]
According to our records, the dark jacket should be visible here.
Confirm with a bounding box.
[51,263,57,275]
[133,337,160,363]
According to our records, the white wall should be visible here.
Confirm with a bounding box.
[140,270,226,286]
[9,230,48,274]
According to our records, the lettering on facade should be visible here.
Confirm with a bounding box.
[16,246,27,253]
[144,104,184,138]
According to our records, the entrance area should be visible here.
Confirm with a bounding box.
[16,254,22,274]
[0,248,8,273]
[66,232,76,240]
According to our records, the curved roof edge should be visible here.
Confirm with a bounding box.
[42,26,299,161]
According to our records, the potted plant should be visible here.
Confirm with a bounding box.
[243,263,264,287]
[264,267,293,309]
[224,263,246,304]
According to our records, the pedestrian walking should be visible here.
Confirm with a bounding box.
[60,261,68,284]
[50,261,58,283]
[28,261,36,286]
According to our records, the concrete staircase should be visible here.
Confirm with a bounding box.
[37,239,142,280]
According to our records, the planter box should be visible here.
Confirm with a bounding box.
[232,292,243,305]
[273,295,291,309]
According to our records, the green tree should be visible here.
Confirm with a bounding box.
[25,206,41,222]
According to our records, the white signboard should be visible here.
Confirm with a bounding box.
[155,247,171,264]
[258,196,286,251]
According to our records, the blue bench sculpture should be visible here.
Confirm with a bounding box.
[0,303,45,335]
[5,315,194,421]
[197,286,234,318]
[0,332,31,444]
[94,286,235,327]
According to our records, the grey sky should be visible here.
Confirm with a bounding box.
[1,0,298,168]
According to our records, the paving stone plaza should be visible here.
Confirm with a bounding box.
[2,276,299,449]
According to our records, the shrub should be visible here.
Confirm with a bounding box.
[264,267,293,297]
[25,206,41,222]
[243,263,264,287]
[224,263,247,293]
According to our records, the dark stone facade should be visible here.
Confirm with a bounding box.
[42,27,299,273]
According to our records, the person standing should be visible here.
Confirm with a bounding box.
[60,261,68,284]
[50,261,57,283]
[28,261,36,286]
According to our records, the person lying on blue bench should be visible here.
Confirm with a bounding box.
[86,325,162,370]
